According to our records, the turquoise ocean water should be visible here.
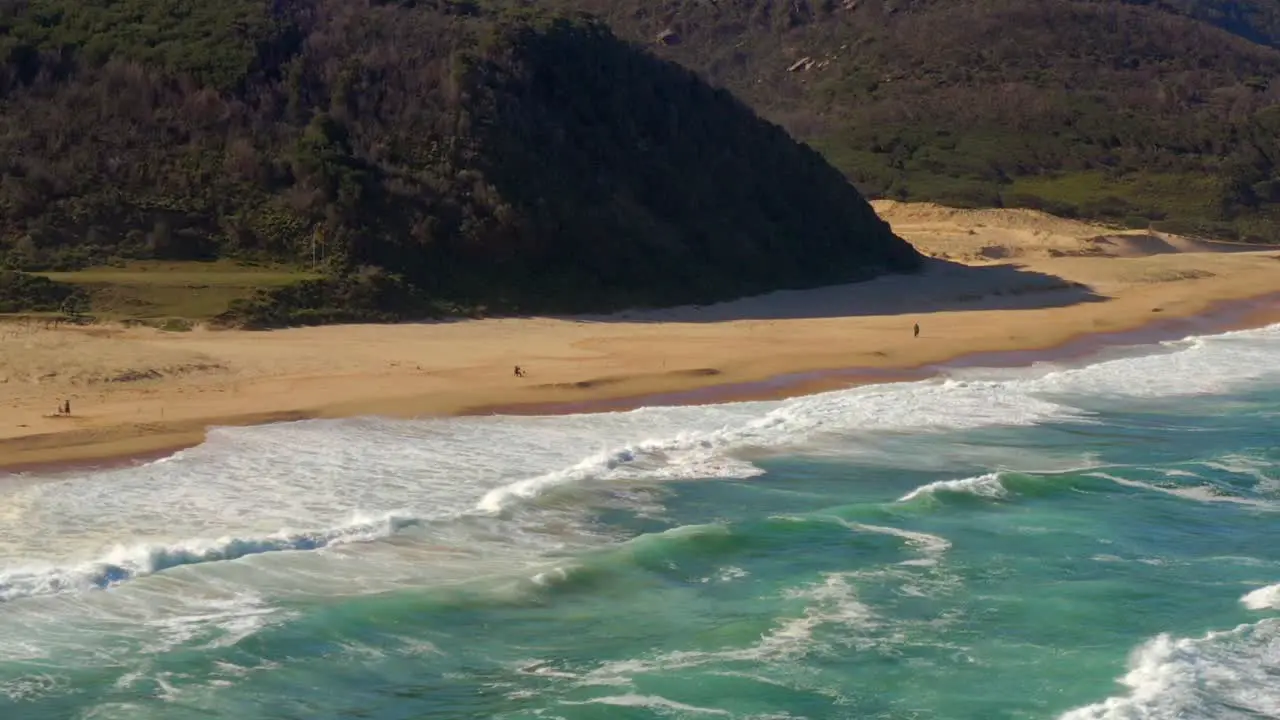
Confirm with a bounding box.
[1,324,1278,719]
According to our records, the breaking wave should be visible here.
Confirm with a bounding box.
[1058,620,1280,720]
[1242,583,1280,611]
[0,512,418,602]
[898,472,1008,502]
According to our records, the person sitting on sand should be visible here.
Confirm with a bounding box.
[514,365,525,378]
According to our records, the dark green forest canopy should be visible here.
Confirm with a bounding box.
[0,0,920,326]
[559,0,1280,241]
[5,0,1279,326]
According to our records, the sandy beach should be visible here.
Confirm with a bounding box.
[3,201,1279,472]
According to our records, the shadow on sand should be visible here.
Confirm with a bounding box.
[561,259,1106,324]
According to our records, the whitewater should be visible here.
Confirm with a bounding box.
[2,323,1278,719]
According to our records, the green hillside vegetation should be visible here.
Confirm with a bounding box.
[562,0,1280,241]
[0,0,920,327]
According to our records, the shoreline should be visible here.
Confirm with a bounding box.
[5,290,1277,478]
[5,201,1280,477]
[471,290,1280,416]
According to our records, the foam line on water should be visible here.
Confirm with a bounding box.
[570,570,878,688]
[1198,454,1278,489]
[1088,472,1275,508]
[833,519,953,567]
[560,694,733,716]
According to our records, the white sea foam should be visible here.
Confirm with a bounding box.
[0,511,418,602]
[838,521,953,567]
[0,672,69,702]
[565,571,878,689]
[897,472,1008,503]
[141,591,290,654]
[1,324,1277,606]
[1036,324,1280,400]
[1088,472,1274,508]
[1058,619,1280,720]
[530,566,571,587]
[757,568,880,661]
[0,324,1267,717]
[474,380,1078,513]
[699,566,749,584]
[1199,454,1278,491]
[1242,583,1280,611]
[561,693,733,716]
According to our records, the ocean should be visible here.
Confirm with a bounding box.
[1,324,1278,720]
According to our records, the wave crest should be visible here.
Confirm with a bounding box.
[898,472,1008,503]
[0,512,416,602]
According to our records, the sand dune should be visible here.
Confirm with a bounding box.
[872,200,1259,261]
[2,202,1279,470]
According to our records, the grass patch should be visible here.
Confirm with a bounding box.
[1007,172,1222,221]
[156,317,195,332]
[35,261,321,322]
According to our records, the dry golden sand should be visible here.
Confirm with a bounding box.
[3,201,1279,471]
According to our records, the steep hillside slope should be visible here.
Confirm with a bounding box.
[563,0,1280,241]
[0,0,919,325]
[1140,0,1280,47]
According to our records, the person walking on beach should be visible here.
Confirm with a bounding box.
[64,399,70,415]
[913,323,920,338]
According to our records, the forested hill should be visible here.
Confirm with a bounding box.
[560,0,1280,242]
[0,0,920,326]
